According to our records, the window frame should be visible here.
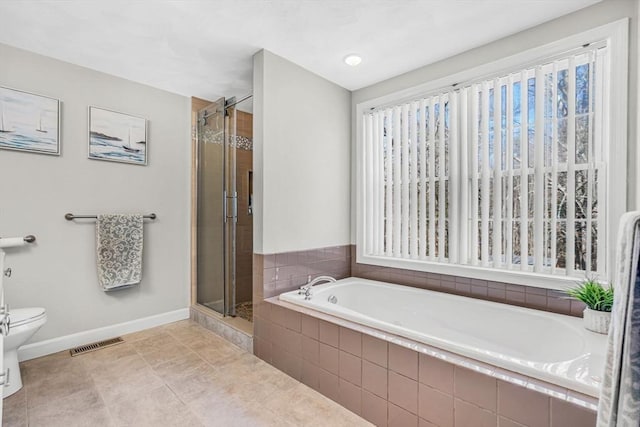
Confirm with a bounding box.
[355,19,628,290]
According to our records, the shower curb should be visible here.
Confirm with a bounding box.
[190,306,253,353]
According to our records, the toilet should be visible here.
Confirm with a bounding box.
[3,307,47,398]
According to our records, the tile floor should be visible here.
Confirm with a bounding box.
[3,320,372,427]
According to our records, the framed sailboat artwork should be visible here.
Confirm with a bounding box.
[0,86,61,155]
[88,106,147,166]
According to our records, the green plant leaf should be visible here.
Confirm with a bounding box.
[566,279,614,312]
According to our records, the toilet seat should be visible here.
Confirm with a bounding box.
[10,307,46,328]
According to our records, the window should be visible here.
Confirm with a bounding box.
[357,21,628,288]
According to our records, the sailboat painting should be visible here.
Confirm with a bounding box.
[88,106,147,165]
[0,86,60,155]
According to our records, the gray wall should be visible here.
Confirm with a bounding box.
[253,50,352,254]
[0,43,191,342]
[351,0,639,243]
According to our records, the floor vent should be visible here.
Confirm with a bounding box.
[69,337,124,357]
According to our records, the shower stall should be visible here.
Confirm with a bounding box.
[194,95,253,322]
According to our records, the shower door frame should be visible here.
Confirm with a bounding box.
[194,97,238,317]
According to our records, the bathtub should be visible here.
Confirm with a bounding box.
[279,277,607,397]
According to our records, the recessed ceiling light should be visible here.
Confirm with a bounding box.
[344,54,362,67]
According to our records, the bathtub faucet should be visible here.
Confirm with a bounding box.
[299,276,336,300]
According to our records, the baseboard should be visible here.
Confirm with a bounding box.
[18,308,190,362]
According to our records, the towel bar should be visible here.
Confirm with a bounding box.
[65,213,157,221]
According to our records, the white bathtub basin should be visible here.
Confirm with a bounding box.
[279,277,607,397]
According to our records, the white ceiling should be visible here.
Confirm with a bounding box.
[0,0,599,100]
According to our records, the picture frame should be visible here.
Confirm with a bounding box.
[88,106,147,166]
[0,86,61,156]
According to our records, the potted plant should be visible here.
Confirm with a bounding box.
[567,278,614,334]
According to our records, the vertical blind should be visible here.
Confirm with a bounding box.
[362,45,608,278]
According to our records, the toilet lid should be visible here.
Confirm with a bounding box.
[10,307,46,327]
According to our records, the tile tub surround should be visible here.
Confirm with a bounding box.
[3,320,370,427]
[350,246,587,317]
[253,244,582,319]
[254,299,597,427]
[255,245,352,299]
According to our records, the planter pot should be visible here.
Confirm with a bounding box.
[583,307,611,334]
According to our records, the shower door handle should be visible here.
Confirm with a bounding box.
[233,191,238,223]
[223,191,228,223]
[224,191,238,223]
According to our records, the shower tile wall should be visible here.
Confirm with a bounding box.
[235,110,253,305]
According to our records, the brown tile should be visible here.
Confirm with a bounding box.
[301,314,319,339]
[275,251,298,267]
[389,343,418,379]
[363,334,388,367]
[94,364,165,405]
[319,342,340,375]
[499,417,527,427]
[419,354,454,395]
[302,335,320,364]
[525,286,548,296]
[254,317,270,341]
[318,369,340,402]
[546,296,572,315]
[284,327,302,356]
[27,388,114,427]
[21,351,76,385]
[505,284,524,292]
[285,309,302,332]
[570,300,587,317]
[487,281,506,290]
[3,387,27,427]
[454,367,497,411]
[26,363,96,410]
[487,287,506,301]
[362,390,388,427]
[271,304,288,326]
[339,350,362,386]
[418,384,453,427]
[472,278,489,287]
[301,360,320,391]
[389,371,418,414]
[109,385,200,426]
[525,293,548,310]
[23,320,375,427]
[362,360,387,398]
[455,398,497,427]
[285,353,303,381]
[340,327,362,357]
[550,398,596,427]
[389,402,418,427]
[256,301,272,321]
[419,418,438,427]
[319,320,340,347]
[455,283,472,294]
[338,378,362,415]
[498,380,550,427]
[151,350,208,384]
[505,290,525,304]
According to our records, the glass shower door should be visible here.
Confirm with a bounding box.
[224,102,238,317]
[196,97,233,315]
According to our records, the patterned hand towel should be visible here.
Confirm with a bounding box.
[96,214,144,291]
